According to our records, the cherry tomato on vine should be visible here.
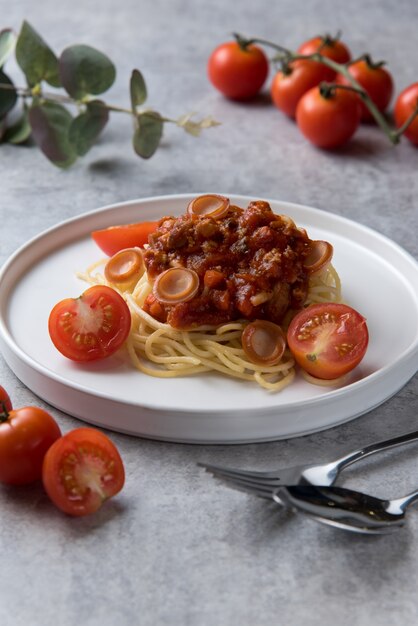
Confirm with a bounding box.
[207,41,269,100]
[394,83,418,146]
[48,285,131,362]
[337,60,394,121]
[92,221,159,256]
[287,303,369,380]
[296,85,361,149]
[298,35,351,82]
[0,405,61,485]
[0,385,12,412]
[42,427,125,516]
[271,60,331,118]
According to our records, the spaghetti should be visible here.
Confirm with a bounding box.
[78,197,342,391]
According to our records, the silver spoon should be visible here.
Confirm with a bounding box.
[274,485,418,534]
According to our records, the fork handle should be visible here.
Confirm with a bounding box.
[333,429,418,473]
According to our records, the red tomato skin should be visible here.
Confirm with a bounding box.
[298,36,351,81]
[208,41,269,100]
[271,61,331,118]
[48,285,131,362]
[337,61,394,121]
[0,407,61,485]
[92,221,159,256]
[394,83,418,146]
[287,303,369,380]
[0,385,12,412]
[296,86,361,149]
[42,428,125,516]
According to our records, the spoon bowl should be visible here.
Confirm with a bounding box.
[274,485,418,534]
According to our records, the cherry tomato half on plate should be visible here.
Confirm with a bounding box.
[287,303,369,380]
[296,85,361,149]
[91,221,159,256]
[42,428,125,516]
[0,405,61,485]
[0,385,12,412]
[394,82,418,146]
[207,41,269,100]
[48,285,131,362]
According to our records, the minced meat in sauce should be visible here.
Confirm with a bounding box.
[143,200,312,329]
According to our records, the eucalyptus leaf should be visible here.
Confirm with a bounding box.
[2,109,31,144]
[28,101,77,168]
[0,29,16,68]
[130,69,147,110]
[15,21,61,87]
[0,70,17,118]
[68,100,109,156]
[133,112,163,159]
[59,45,116,99]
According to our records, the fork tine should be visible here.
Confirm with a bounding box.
[204,470,279,500]
[198,462,281,483]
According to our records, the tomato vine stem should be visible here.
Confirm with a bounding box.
[235,33,418,146]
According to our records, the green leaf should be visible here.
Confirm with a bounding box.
[68,100,109,156]
[130,69,147,110]
[0,29,16,68]
[15,21,61,87]
[28,101,77,168]
[59,45,116,99]
[2,108,31,144]
[133,112,163,159]
[0,70,17,118]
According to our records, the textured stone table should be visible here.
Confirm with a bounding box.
[1,1,417,624]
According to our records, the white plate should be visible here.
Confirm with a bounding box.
[0,194,417,443]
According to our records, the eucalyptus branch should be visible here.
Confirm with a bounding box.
[0,21,219,167]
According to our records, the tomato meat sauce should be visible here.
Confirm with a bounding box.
[143,200,315,329]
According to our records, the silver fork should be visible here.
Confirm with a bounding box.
[199,428,418,500]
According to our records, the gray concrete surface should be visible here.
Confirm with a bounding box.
[0,1,417,624]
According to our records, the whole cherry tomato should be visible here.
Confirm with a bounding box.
[298,35,351,82]
[296,85,361,149]
[271,60,331,118]
[0,405,61,485]
[394,82,418,146]
[287,303,369,380]
[92,221,159,256]
[48,285,131,362]
[208,41,269,100]
[0,385,12,412]
[337,60,394,121]
[42,427,125,516]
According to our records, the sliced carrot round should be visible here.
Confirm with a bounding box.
[242,320,286,366]
[104,248,144,284]
[153,267,200,304]
[187,194,230,219]
[303,240,333,275]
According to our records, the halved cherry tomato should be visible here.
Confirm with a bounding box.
[92,221,159,256]
[207,41,269,100]
[298,35,351,82]
[287,303,368,380]
[48,285,131,362]
[0,385,12,412]
[0,405,61,485]
[42,427,125,516]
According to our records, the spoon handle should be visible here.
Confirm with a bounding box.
[333,429,418,473]
[392,490,418,513]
